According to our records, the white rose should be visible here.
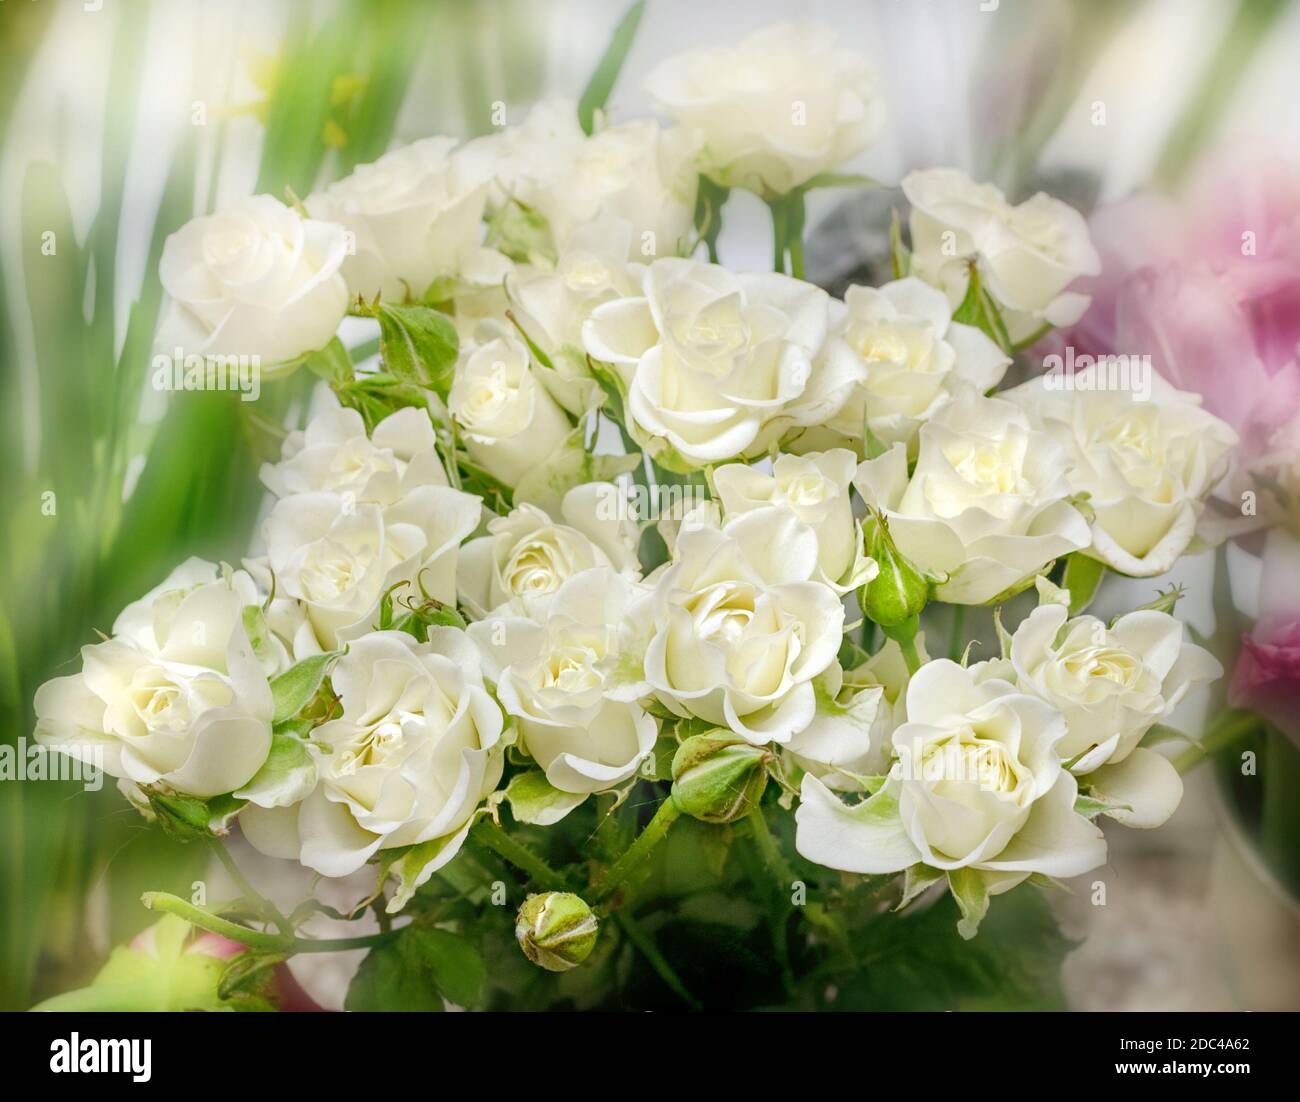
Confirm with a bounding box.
[308,137,488,302]
[903,168,1101,344]
[1007,602,1220,824]
[448,333,572,486]
[458,98,585,215]
[469,569,656,821]
[254,485,480,654]
[823,278,1009,450]
[458,482,640,618]
[241,630,504,890]
[646,507,844,743]
[511,220,644,372]
[645,23,883,197]
[461,101,695,260]
[1006,367,1238,576]
[853,391,1091,604]
[582,257,860,467]
[158,195,349,365]
[260,404,448,504]
[713,449,875,591]
[784,637,917,789]
[34,559,273,799]
[796,660,1106,905]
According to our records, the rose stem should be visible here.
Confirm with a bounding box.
[1172,708,1259,773]
[591,796,681,903]
[469,818,568,887]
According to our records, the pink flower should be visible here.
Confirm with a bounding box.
[1231,616,1300,744]
[1040,141,1300,463]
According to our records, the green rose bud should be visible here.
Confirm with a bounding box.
[670,731,772,824]
[858,508,930,628]
[515,892,599,972]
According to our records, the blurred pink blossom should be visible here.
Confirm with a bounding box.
[1231,616,1300,744]
[1041,141,1300,460]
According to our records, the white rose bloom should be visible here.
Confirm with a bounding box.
[458,98,586,215]
[254,485,481,654]
[646,507,844,744]
[1007,602,1221,824]
[542,119,696,260]
[1005,368,1238,576]
[469,569,656,821]
[582,257,860,467]
[903,168,1101,344]
[241,630,504,888]
[785,637,916,790]
[448,333,572,486]
[34,559,273,799]
[307,136,488,301]
[458,482,640,618]
[260,404,448,504]
[461,101,695,260]
[645,23,884,197]
[823,278,1009,450]
[158,195,349,365]
[511,220,644,369]
[713,449,876,592]
[853,392,1091,604]
[796,660,1106,900]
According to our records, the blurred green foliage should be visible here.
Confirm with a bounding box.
[0,0,545,1010]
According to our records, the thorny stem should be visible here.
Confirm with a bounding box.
[592,797,681,903]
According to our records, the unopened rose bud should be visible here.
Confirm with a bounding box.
[515,892,599,972]
[858,508,929,628]
[670,731,771,824]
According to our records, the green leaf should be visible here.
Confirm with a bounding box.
[269,651,339,724]
[947,867,990,940]
[1063,552,1106,615]
[576,1,646,135]
[506,769,585,825]
[375,302,459,398]
[345,926,485,1011]
[833,885,1073,1010]
[234,726,317,809]
[299,336,354,387]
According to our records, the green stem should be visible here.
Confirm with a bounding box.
[770,199,787,274]
[141,892,286,952]
[1173,709,1260,774]
[468,819,567,887]
[948,605,967,662]
[593,797,681,903]
[612,912,702,1010]
[748,805,796,884]
[788,231,805,280]
[143,891,403,956]
[290,930,402,954]
[898,634,922,675]
[208,837,290,937]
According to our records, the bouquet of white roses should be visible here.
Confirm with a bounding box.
[32,10,1236,1012]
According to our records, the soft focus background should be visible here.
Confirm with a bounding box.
[3,0,1298,1010]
